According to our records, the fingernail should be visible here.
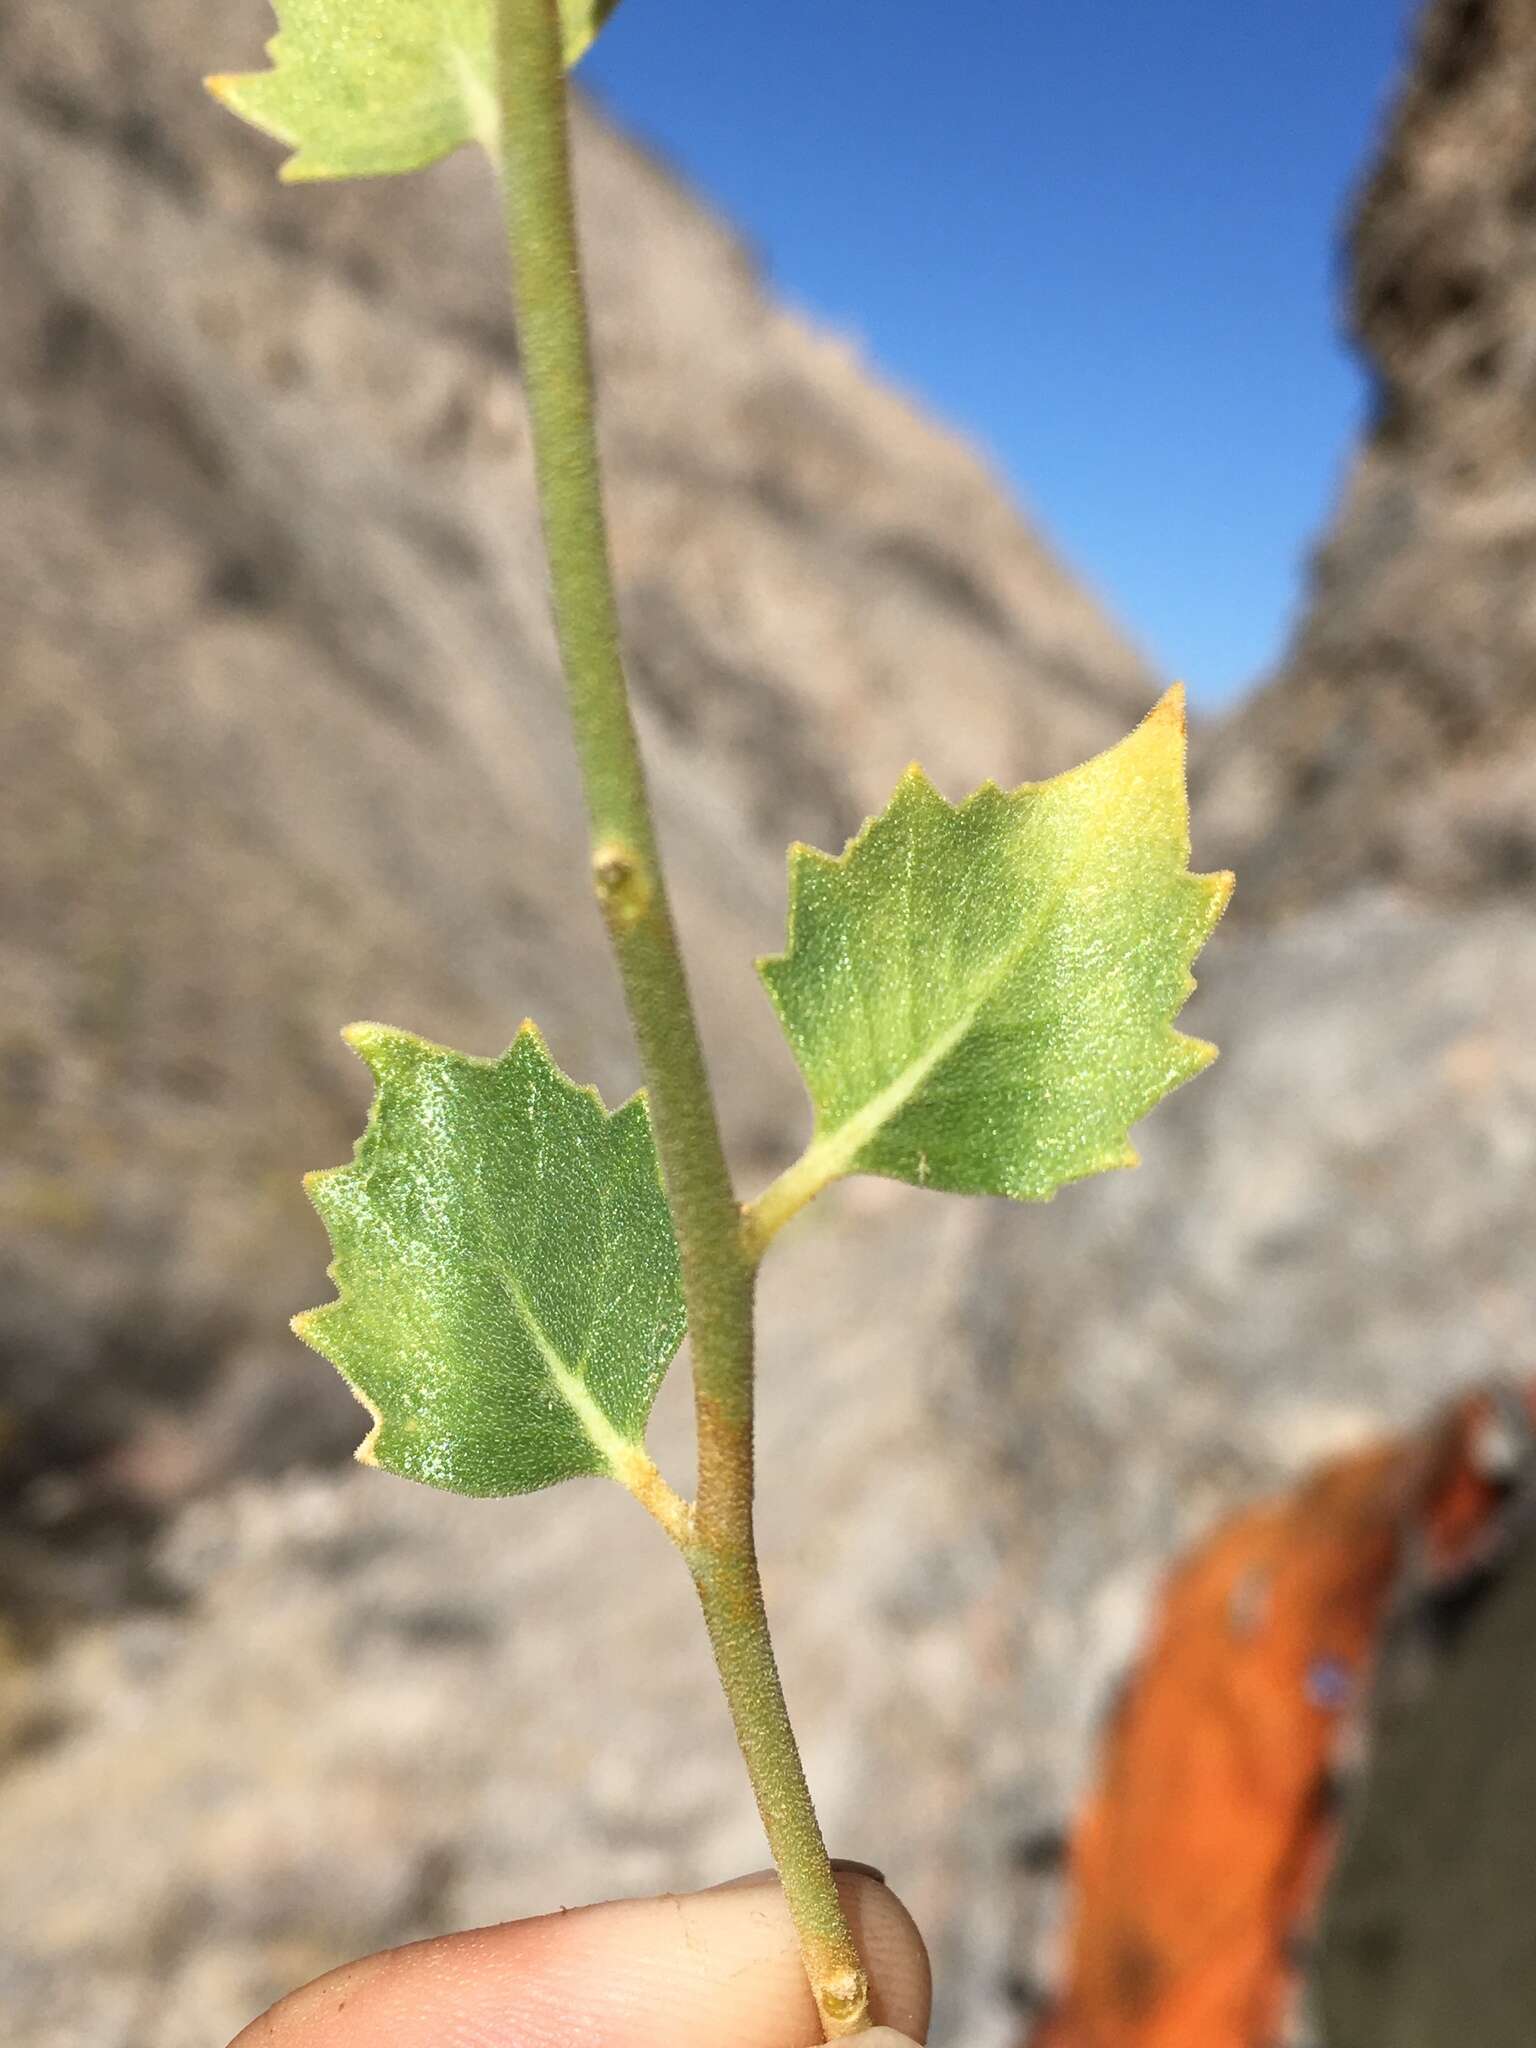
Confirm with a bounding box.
[704,1868,777,1893]
[707,1859,887,1893]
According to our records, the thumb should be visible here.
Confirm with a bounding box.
[231,1869,930,2047]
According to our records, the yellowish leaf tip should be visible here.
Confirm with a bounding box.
[898,761,946,806]
[787,837,838,875]
[1150,681,1188,733]
[1186,1033,1221,1071]
[342,1019,431,1077]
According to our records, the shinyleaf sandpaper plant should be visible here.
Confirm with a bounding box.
[208,3,1232,2036]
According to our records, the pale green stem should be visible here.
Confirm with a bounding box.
[744,1139,846,1262]
[492,3,870,2034]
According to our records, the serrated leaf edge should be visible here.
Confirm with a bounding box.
[751,686,1233,1221]
[205,0,618,183]
[291,1018,675,1493]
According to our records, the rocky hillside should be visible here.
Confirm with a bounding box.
[1202,0,1536,911]
[2,5,1158,2043]
[0,1,1151,1544]
[3,4,1534,2047]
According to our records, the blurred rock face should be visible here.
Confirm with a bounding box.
[1201,0,1536,909]
[1,1,1152,1524]
[2,3,1534,2047]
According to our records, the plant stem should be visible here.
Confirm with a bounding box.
[690,1549,872,2036]
[492,3,870,2034]
[493,0,745,1433]
[743,1138,847,1262]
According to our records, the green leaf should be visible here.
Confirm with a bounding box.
[757,686,1232,1207]
[294,1020,684,1497]
[206,0,621,182]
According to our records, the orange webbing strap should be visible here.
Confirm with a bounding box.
[1032,1379,1536,2048]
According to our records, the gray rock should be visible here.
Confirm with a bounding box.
[0,0,1150,1517]
[5,895,1533,2048]
[1201,0,1536,911]
[1,2,1155,2041]
[5,3,1536,2046]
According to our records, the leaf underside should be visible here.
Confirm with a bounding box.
[759,686,1233,1203]
[296,1022,683,1497]
[207,0,620,181]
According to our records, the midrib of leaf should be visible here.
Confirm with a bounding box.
[815,975,989,1181]
[492,1259,638,1476]
[449,44,500,157]
[490,1259,688,1537]
[751,812,1106,1244]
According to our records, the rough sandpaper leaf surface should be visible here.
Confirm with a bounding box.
[760,688,1232,1202]
[296,1021,683,1496]
[207,0,619,181]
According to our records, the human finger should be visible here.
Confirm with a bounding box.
[231,1869,930,2047]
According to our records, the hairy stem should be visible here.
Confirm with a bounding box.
[743,1141,843,1262]
[691,1547,872,2037]
[492,2,869,2033]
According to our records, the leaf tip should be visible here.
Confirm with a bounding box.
[300,1168,349,1223]
[290,1306,323,1347]
[1183,1031,1221,1074]
[1150,681,1188,734]
[507,1016,612,1113]
[342,1019,419,1078]
[897,761,947,809]
[787,835,833,870]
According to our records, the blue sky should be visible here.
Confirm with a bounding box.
[584,1,1421,705]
